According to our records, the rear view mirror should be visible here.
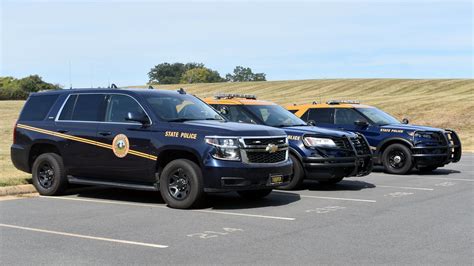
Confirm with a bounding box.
[126,111,150,125]
[307,120,316,126]
[354,120,369,127]
[402,118,409,124]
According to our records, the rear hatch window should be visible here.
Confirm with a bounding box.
[19,94,59,121]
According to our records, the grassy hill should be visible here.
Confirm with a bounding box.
[1,79,472,186]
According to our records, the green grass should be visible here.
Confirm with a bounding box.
[0,78,472,186]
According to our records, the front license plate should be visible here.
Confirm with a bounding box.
[270,175,283,185]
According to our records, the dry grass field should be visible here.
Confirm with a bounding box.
[1,79,472,186]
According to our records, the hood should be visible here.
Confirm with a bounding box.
[283,125,357,138]
[381,123,444,133]
[170,120,286,137]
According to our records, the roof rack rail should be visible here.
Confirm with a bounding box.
[214,93,257,100]
[326,100,360,105]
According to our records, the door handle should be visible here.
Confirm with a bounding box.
[98,131,112,136]
[57,129,68,134]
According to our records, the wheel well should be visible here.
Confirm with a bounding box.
[29,143,61,169]
[156,149,201,175]
[378,140,411,156]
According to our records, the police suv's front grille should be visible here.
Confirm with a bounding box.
[244,138,286,146]
[332,138,349,149]
[350,136,371,155]
[241,137,288,164]
[246,150,287,163]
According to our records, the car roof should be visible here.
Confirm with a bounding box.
[30,88,187,98]
[204,97,276,106]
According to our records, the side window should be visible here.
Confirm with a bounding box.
[19,94,59,121]
[105,95,145,123]
[58,94,106,122]
[308,108,334,124]
[334,109,365,125]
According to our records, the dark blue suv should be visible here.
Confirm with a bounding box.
[205,94,373,189]
[287,101,462,174]
[11,87,292,208]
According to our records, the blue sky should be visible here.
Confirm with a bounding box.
[1,0,472,87]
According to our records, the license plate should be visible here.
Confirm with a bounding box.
[270,175,283,184]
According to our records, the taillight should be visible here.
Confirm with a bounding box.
[13,122,18,144]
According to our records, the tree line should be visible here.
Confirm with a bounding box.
[0,75,61,100]
[0,63,267,100]
[148,63,266,84]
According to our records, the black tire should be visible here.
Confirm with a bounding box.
[159,159,204,209]
[418,165,438,173]
[32,153,68,196]
[382,144,413,174]
[278,154,304,190]
[319,176,344,185]
[237,189,272,200]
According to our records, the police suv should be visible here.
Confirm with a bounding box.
[287,100,462,174]
[204,94,372,189]
[11,87,292,208]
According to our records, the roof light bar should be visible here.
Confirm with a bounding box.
[326,100,360,105]
[214,93,257,100]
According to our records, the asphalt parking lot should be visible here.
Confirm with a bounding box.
[1,154,472,265]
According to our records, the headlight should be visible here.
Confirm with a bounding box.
[414,132,435,140]
[205,137,241,161]
[303,137,337,148]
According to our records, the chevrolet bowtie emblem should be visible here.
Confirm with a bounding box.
[265,143,278,153]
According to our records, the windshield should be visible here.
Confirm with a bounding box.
[243,105,307,127]
[146,95,224,122]
[358,108,400,125]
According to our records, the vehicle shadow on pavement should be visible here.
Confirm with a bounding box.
[65,186,300,210]
[372,166,461,175]
[297,180,376,192]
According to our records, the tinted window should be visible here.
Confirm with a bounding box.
[19,94,59,121]
[105,95,146,123]
[58,95,77,120]
[288,110,297,114]
[334,109,366,125]
[58,94,105,121]
[308,108,334,124]
[244,105,307,127]
[213,105,257,124]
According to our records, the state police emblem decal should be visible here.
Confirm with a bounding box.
[112,134,130,158]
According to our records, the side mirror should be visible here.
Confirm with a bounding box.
[307,120,316,126]
[219,106,229,115]
[354,120,369,127]
[402,118,409,124]
[126,111,150,125]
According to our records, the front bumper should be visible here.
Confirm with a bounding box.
[302,154,373,180]
[412,129,462,167]
[202,158,293,192]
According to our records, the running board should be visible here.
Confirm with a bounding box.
[68,176,158,191]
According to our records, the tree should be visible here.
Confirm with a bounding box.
[0,75,61,100]
[180,68,224,83]
[148,62,206,84]
[225,66,266,82]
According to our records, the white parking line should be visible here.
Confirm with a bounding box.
[376,185,434,191]
[273,191,376,203]
[40,196,296,221]
[0,223,168,248]
[395,176,474,182]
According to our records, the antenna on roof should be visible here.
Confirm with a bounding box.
[178,88,186,94]
[148,85,154,90]
[111,83,118,89]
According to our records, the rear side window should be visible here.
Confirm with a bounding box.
[308,108,334,124]
[58,94,106,122]
[334,108,365,125]
[19,94,59,121]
